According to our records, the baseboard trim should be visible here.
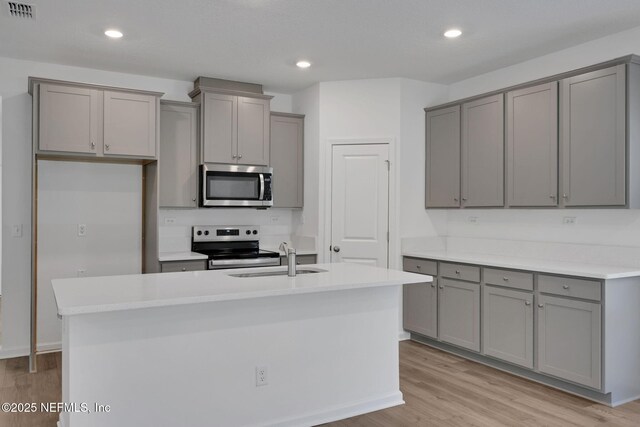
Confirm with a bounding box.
[266,391,404,427]
[398,331,410,341]
[0,346,30,360]
[36,342,62,354]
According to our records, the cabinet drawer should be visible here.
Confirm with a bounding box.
[161,260,207,273]
[538,275,601,302]
[440,262,480,282]
[403,257,437,276]
[484,268,533,291]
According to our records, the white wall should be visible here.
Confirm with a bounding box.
[0,55,293,357]
[37,161,142,351]
[443,25,640,250]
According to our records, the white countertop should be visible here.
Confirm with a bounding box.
[52,263,429,316]
[403,250,640,280]
[158,252,208,262]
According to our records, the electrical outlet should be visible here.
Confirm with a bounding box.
[78,224,87,237]
[11,224,22,237]
[468,216,479,223]
[562,216,577,225]
[270,216,280,223]
[256,366,268,387]
[77,269,86,277]
[164,217,176,225]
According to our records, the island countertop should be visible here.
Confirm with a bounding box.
[52,263,430,316]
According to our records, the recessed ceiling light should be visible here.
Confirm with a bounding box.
[104,29,123,39]
[444,29,462,38]
[296,61,311,69]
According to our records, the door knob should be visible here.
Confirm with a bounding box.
[332,246,340,253]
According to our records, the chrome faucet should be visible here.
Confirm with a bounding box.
[279,242,297,277]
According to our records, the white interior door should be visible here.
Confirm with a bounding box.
[330,144,389,267]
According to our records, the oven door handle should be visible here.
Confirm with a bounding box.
[209,258,280,269]
[259,174,265,201]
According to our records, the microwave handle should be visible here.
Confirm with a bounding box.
[259,174,265,201]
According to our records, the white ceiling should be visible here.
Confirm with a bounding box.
[2,0,640,93]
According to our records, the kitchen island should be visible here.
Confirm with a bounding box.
[52,263,428,427]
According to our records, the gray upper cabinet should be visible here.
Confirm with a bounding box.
[461,94,505,207]
[34,80,161,160]
[426,105,461,208]
[202,92,238,164]
[537,294,601,389]
[103,91,157,158]
[238,97,270,166]
[270,113,304,208]
[39,84,100,154]
[438,278,480,352]
[560,64,626,207]
[483,286,534,369]
[506,82,558,207]
[201,92,270,166]
[159,102,199,208]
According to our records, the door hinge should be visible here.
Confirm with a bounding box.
[387,231,390,242]
[385,160,390,170]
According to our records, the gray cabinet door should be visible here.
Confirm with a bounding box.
[560,64,626,206]
[537,294,601,389]
[462,94,504,207]
[159,102,199,208]
[438,278,480,351]
[483,286,534,368]
[103,91,157,157]
[270,113,304,208]
[425,105,461,208]
[202,92,238,164]
[403,279,438,338]
[238,96,270,166]
[506,82,558,207]
[39,84,100,154]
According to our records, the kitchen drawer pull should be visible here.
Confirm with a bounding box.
[502,277,509,281]
[455,270,460,274]
[562,285,570,290]
[538,304,544,308]
[181,268,186,271]
[439,285,444,289]
[430,283,435,288]
[416,265,421,269]
[90,141,96,149]
[525,301,531,306]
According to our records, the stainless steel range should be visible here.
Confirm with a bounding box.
[191,226,281,270]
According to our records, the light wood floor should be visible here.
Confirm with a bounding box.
[0,342,639,426]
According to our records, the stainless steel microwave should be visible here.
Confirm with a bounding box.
[200,164,273,207]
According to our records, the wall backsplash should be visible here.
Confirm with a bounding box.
[158,208,300,252]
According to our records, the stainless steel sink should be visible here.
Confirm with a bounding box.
[229,268,326,278]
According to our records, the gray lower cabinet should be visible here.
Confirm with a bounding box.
[270,113,304,208]
[438,278,480,352]
[425,105,461,208]
[560,64,626,207]
[537,294,601,389]
[403,279,438,339]
[280,254,316,266]
[461,94,504,207]
[160,260,207,273]
[103,91,157,158]
[39,83,100,154]
[506,82,558,207]
[159,101,199,208]
[483,286,534,368]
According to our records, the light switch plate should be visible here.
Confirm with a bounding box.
[78,224,87,237]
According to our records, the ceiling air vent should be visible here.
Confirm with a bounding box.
[7,2,35,19]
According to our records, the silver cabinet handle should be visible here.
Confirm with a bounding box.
[416,265,421,270]
[105,144,110,151]
[181,268,186,272]
[232,154,237,159]
[525,301,531,306]
[462,198,468,201]
[550,195,556,199]
[332,246,340,253]
[454,197,459,202]
[455,270,460,274]
[90,141,96,150]
[192,197,197,203]
[562,194,568,199]
[439,285,444,289]
[562,285,570,290]
[430,283,435,288]
[502,277,509,281]
[238,154,243,159]
[538,304,544,308]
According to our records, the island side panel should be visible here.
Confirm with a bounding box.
[61,285,402,427]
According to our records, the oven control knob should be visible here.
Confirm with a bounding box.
[197,231,203,236]
[204,230,210,236]
[246,230,251,235]
[252,230,258,235]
